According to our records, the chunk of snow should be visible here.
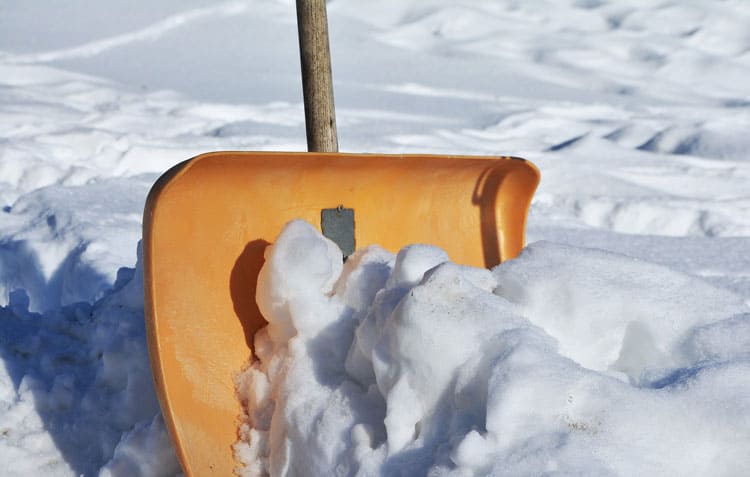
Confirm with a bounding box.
[235,221,750,476]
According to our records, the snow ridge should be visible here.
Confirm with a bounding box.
[4,1,251,64]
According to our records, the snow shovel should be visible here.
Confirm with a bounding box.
[142,1,539,476]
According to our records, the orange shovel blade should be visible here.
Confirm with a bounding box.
[143,151,539,476]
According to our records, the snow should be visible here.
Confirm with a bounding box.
[1,0,749,475]
[236,221,750,476]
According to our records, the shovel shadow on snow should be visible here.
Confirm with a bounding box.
[0,238,113,313]
[0,239,158,476]
[0,293,102,476]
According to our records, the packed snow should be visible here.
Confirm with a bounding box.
[235,220,750,476]
[1,0,749,476]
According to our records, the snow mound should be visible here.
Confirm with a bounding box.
[235,220,750,476]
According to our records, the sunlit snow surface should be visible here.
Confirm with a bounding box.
[1,0,750,475]
[236,220,750,476]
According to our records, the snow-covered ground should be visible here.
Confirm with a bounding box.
[1,0,749,475]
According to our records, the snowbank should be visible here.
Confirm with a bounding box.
[235,220,750,476]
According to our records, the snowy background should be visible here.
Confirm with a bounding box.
[1,0,749,475]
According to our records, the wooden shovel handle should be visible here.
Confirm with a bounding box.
[296,0,339,152]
